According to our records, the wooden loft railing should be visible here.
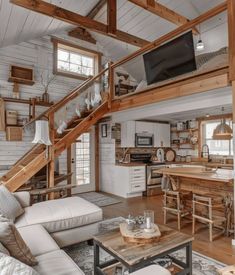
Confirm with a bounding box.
[109,1,229,112]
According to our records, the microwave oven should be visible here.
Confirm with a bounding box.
[135,133,154,147]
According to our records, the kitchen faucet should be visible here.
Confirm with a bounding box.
[201,144,211,162]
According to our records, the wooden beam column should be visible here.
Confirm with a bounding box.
[228,0,235,244]
[48,113,55,200]
[95,124,100,192]
[107,0,117,35]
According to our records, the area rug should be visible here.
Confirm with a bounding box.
[77,192,121,207]
[64,217,226,275]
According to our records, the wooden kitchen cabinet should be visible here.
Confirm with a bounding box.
[154,123,170,147]
[121,121,136,147]
[135,121,154,134]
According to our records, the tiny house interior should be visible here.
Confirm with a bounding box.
[0,0,234,274]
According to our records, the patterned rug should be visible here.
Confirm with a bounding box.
[77,192,121,207]
[64,217,226,275]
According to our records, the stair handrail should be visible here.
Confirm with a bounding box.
[24,67,109,127]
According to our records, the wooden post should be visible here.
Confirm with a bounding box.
[228,0,235,244]
[95,124,100,191]
[108,61,114,109]
[107,0,117,35]
[48,113,55,200]
[67,145,72,197]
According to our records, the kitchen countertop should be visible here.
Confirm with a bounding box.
[116,162,146,167]
[158,167,233,183]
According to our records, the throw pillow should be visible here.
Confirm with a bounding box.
[0,216,38,266]
[0,242,9,255]
[0,252,39,275]
[0,185,24,221]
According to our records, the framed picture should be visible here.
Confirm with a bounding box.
[101,124,108,138]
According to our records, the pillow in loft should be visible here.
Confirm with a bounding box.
[135,80,147,93]
[0,186,24,221]
[195,47,228,69]
[0,216,38,266]
[0,252,39,275]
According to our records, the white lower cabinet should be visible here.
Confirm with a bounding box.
[101,165,146,198]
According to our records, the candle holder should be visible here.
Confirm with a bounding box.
[144,210,155,233]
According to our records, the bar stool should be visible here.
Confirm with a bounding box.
[163,190,192,231]
[131,264,171,275]
[192,193,226,242]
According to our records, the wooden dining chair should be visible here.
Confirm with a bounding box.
[192,194,226,242]
[163,190,192,231]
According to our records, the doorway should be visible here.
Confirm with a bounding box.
[72,129,95,194]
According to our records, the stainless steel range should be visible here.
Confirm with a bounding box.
[130,153,166,196]
[146,164,166,196]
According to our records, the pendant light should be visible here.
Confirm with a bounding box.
[196,25,205,51]
[32,118,52,145]
[212,107,232,140]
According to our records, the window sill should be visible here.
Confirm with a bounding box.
[54,70,94,81]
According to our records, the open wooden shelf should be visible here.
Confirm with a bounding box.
[171,128,198,133]
[2,97,53,107]
[8,77,35,86]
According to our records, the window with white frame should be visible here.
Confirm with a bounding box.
[75,133,91,185]
[53,39,101,80]
[201,119,233,156]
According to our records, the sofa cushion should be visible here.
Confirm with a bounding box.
[0,252,39,275]
[34,250,84,275]
[0,186,24,221]
[0,242,9,255]
[18,224,59,257]
[15,197,103,233]
[0,216,38,266]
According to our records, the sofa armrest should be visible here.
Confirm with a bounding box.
[13,191,31,208]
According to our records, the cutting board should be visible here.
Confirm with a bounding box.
[0,98,5,131]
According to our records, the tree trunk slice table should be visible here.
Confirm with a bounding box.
[120,223,161,244]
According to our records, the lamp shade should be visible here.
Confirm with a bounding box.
[212,119,232,140]
[32,120,52,145]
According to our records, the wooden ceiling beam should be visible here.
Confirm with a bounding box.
[128,0,199,34]
[87,0,107,19]
[107,0,117,35]
[10,0,149,47]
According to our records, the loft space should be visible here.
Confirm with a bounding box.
[0,1,235,275]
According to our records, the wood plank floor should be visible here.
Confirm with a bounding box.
[102,194,235,265]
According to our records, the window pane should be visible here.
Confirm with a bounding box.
[205,121,219,138]
[206,139,230,155]
[70,64,82,74]
[75,133,90,185]
[58,49,69,62]
[58,60,69,71]
[70,53,82,65]
[82,56,93,67]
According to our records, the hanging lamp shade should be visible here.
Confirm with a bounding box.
[32,120,52,145]
[212,118,232,140]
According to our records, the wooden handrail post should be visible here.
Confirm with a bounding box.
[108,61,114,109]
[48,113,55,200]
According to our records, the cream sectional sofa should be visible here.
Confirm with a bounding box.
[10,191,103,274]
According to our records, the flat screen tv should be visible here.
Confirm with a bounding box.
[143,31,197,85]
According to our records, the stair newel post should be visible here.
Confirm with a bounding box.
[47,112,55,200]
[108,61,114,109]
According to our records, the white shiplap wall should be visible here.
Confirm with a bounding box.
[0,31,108,175]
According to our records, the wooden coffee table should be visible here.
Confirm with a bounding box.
[93,224,193,274]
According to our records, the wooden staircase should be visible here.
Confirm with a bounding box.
[1,68,110,192]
